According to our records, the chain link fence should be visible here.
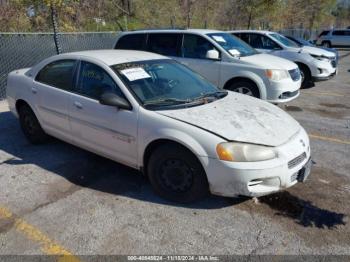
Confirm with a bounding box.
[279,29,323,41]
[0,29,326,100]
[0,32,119,100]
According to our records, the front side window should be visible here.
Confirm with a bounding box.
[76,61,123,100]
[148,33,181,56]
[182,34,220,59]
[208,33,257,56]
[269,33,299,48]
[115,34,147,50]
[35,60,76,90]
[319,31,329,37]
[112,59,226,109]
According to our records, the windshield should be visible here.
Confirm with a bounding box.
[207,33,258,57]
[269,33,300,48]
[111,60,227,109]
[287,36,312,47]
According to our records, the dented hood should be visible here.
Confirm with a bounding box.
[157,92,301,147]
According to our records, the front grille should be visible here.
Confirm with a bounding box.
[288,152,306,169]
[288,68,301,81]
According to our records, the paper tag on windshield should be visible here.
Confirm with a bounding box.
[120,67,151,81]
[212,36,226,43]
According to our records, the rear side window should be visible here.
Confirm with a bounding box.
[115,34,147,50]
[333,30,345,36]
[236,33,250,44]
[35,60,76,90]
[148,33,181,56]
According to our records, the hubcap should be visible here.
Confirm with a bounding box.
[234,87,253,96]
[159,159,193,192]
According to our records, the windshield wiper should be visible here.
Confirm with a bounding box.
[194,91,228,100]
[144,98,191,107]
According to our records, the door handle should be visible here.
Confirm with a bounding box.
[31,87,37,94]
[74,101,83,109]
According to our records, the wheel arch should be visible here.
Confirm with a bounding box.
[15,99,31,114]
[142,138,207,177]
[294,62,312,77]
[223,76,263,98]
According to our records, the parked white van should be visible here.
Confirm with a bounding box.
[231,30,337,87]
[114,29,301,103]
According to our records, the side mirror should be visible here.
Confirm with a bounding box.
[205,49,220,60]
[99,92,132,110]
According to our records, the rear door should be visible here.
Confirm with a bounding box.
[33,59,77,141]
[68,60,138,167]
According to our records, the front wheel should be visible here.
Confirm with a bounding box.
[18,104,49,144]
[297,64,312,88]
[147,144,209,203]
[321,41,331,48]
[226,81,260,98]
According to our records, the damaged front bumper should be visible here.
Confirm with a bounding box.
[201,129,311,197]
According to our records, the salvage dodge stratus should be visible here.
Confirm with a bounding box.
[6,50,312,203]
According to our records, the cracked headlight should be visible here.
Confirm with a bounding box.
[266,69,290,81]
[216,142,277,162]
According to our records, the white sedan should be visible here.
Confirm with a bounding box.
[6,50,312,203]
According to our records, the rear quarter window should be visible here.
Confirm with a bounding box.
[115,34,147,50]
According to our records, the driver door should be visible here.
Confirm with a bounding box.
[68,60,138,167]
[176,34,221,87]
[247,33,282,54]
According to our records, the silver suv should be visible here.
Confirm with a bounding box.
[316,29,350,48]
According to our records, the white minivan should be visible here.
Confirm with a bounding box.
[231,30,337,87]
[114,29,301,103]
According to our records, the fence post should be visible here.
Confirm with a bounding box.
[51,4,61,54]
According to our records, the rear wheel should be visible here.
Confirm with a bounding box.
[18,104,49,144]
[147,144,209,203]
[226,80,260,98]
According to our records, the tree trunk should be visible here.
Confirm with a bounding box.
[50,4,61,55]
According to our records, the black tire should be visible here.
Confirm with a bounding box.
[18,104,49,144]
[321,41,331,48]
[226,80,260,98]
[147,143,209,203]
[297,63,312,88]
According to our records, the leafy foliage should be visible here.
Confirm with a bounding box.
[0,0,349,32]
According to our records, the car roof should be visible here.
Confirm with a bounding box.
[119,28,223,35]
[229,30,274,35]
[55,49,168,66]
